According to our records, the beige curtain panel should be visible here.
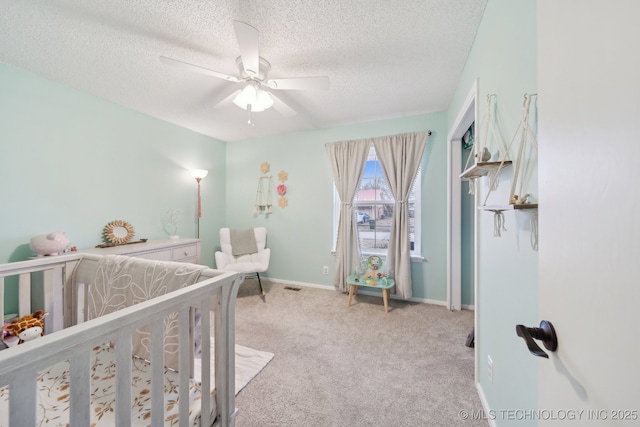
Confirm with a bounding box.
[325,139,370,291]
[374,131,430,299]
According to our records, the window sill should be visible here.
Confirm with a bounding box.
[331,250,425,263]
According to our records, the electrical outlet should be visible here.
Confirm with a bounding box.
[323,266,329,275]
[487,355,494,383]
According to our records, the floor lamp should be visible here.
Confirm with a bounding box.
[190,169,208,238]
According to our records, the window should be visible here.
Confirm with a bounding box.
[333,144,421,258]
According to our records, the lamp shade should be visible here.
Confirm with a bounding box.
[233,82,274,112]
[190,169,208,180]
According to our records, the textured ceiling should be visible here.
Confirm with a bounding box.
[0,0,487,142]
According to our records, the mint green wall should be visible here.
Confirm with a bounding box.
[448,1,538,424]
[224,112,448,302]
[0,63,227,313]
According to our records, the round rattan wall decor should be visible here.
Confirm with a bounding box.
[103,220,135,245]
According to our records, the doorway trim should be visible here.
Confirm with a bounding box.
[446,79,478,311]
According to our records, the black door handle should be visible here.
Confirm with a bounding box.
[515,320,558,358]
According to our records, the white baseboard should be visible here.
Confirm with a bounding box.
[462,303,475,311]
[262,277,336,291]
[476,382,497,427]
[262,277,449,307]
[405,294,448,307]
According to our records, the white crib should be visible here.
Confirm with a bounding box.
[0,253,243,426]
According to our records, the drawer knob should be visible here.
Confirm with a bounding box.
[184,251,189,256]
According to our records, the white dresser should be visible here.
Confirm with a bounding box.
[26,238,201,333]
[81,238,201,264]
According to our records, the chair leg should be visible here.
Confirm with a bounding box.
[256,272,266,297]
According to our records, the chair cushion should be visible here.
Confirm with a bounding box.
[220,261,267,274]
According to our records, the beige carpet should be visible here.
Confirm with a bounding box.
[233,280,486,427]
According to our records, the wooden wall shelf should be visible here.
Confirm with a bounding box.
[479,204,538,212]
[460,161,512,180]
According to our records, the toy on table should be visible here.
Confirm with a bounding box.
[353,255,389,286]
[347,255,394,312]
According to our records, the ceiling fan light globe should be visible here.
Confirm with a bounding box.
[257,89,274,110]
[233,83,273,112]
[233,84,256,109]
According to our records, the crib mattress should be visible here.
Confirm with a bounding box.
[0,343,216,426]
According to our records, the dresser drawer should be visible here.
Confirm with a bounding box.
[83,238,200,264]
[135,249,172,261]
[172,244,198,261]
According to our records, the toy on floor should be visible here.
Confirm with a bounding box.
[3,310,48,344]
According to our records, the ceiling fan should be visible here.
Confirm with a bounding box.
[160,21,330,125]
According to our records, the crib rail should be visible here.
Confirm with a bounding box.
[0,254,242,427]
[0,253,82,334]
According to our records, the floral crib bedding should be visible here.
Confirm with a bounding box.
[0,343,216,427]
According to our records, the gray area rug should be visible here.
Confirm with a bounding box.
[234,280,486,427]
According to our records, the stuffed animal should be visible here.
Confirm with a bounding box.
[3,310,48,344]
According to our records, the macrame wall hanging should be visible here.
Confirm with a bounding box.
[255,162,273,214]
[254,163,290,213]
[508,93,538,250]
[463,94,511,195]
[507,93,538,207]
[482,93,539,250]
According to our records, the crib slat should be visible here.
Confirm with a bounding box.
[42,267,64,333]
[116,334,133,427]
[18,273,31,316]
[151,320,164,426]
[200,296,212,427]
[178,308,190,426]
[0,277,4,327]
[69,351,91,426]
[9,372,37,427]
[63,259,80,328]
[215,278,241,425]
[76,279,86,323]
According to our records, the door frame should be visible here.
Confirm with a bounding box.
[446,79,478,312]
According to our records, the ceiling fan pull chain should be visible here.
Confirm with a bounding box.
[247,104,254,126]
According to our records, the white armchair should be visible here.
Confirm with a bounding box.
[214,227,270,297]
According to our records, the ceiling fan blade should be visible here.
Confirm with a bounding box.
[265,76,330,91]
[211,87,241,108]
[270,92,297,117]
[160,56,242,83]
[233,21,260,78]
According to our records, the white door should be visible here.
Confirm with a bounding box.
[537,2,640,424]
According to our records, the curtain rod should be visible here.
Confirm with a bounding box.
[326,130,432,146]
